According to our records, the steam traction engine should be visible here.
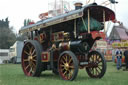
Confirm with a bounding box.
[19,3,115,80]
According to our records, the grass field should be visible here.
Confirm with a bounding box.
[0,62,128,85]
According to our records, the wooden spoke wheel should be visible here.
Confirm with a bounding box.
[21,40,43,77]
[86,51,106,78]
[58,51,78,81]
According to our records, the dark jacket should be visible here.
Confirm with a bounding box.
[116,50,122,59]
[124,50,128,63]
[124,50,128,57]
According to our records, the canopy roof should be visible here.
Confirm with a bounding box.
[19,3,115,34]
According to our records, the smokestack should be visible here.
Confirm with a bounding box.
[74,2,83,10]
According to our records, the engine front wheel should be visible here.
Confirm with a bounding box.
[86,50,106,78]
[58,51,78,81]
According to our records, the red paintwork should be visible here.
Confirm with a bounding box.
[40,33,46,41]
[58,32,63,40]
[34,37,39,41]
[59,42,70,51]
[39,12,48,19]
[90,31,106,40]
[77,55,86,62]
[29,22,35,25]
[51,32,64,41]
[42,52,49,62]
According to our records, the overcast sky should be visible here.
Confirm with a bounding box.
[0,0,128,35]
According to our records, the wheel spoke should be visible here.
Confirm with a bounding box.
[95,68,100,75]
[67,70,72,79]
[65,55,68,63]
[96,56,101,62]
[60,65,65,67]
[32,54,36,58]
[68,57,72,64]
[28,67,32,75]
[30,46,34,55]
[98,59,102,63]
[90,68,94,75]
[24,50,30,56]
[94,55,96,62]
[97,66,102,71]
[69,65,74,69]
[60,59,65,65]
[96,55,99,60]
[62,56,66,62]
[92,68,94,75]
[64,70,67,75]
[32,59,37,62]
[25,64,30,70]
[31,62,36,72]
[96,55,98,60]
[24,59,29,62]
[98,63,103,66]
[31,49,36,56]
[32,61,36,67]
[95,68,97,76]
[68,71,71,79]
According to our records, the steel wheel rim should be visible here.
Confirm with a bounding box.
[88,53,103,77]
[59,53,75,80]
[22,42,37,76]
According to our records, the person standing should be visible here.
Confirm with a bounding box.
[116,48,122,70]
[123,47,128,71]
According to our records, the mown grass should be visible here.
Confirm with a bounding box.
[0,62,128,85]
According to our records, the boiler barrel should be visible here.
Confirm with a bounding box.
[59,40,90,53]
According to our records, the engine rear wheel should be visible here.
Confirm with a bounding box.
[21,40,43,77]
[58,51,78,81]
[86,51,106,78]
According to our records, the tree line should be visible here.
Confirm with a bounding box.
[0,18,26,49]
[0,18,16,49]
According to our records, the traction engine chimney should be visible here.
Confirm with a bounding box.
[74,2,83,10]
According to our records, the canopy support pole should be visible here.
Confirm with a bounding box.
[82,17,87,31]
[88,9,90,33]
[103,10,106,33]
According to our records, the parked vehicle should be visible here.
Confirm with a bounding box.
[19,2,115,80]
[9,41,24,64]
[0,49,9,63]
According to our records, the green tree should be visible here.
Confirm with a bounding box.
[0,18,16,49]
[24,19,27,26]
[23,19,32,26]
